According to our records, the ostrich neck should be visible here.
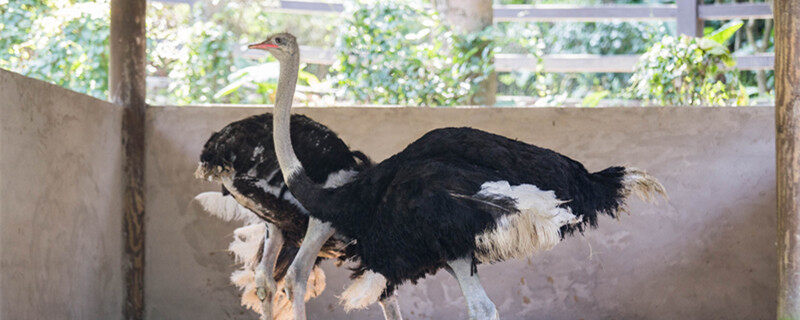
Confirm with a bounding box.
[273,52,301,180]
[272,51,326,211]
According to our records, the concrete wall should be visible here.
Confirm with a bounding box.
[145,105,776,320]
[0,69,775,320]
[0,70,124,319]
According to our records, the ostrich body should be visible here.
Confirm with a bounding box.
[253,33,665,320]
[194,113,401,319]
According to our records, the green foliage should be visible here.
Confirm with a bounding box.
[146,1,251,104]
[2,0,109,98]
[332,1,496,106]
[541,21,668,55]
[0,0,42,66]
[496,20,670,105]
[148,0,338,104]
[629,34,747,106]
[213,61,331,105]
[582,90,609,107]
[1,0,771,106]
[165,21,243,104]
[1,0,336,104]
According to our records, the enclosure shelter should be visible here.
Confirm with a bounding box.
[1,0,798,319]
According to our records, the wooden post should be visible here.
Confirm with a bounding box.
[677,0,703,37]
[775,0,800,318]
[109,0,147,319]
[434,0,496,106]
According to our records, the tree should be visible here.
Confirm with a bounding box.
[434,0,496,105]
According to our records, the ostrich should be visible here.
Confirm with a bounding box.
[194,113,402,320]
[252,32,666,320]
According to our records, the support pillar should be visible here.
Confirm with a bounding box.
[109,0,147,318]
[775,0,800,318]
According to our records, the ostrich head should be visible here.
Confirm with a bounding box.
[248,32,298,61]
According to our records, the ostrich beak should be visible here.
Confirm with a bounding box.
[248,41,278,50]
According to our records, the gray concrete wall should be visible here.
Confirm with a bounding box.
[146,105,776,320]
[0,69,775,320]
[0,70,125,319]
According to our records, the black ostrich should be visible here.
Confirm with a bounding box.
[252,33,666,320]
[194,113,402,320]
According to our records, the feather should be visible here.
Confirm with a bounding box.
[193,191,261,225]
[339,270,387,312]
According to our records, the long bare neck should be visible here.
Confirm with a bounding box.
[272,51,326,210]
[273,52,302,180]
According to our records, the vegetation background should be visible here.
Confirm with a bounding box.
[0,0,774,106]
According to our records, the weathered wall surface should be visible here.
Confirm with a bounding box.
[145,105,776,320]
[0,70,124,319]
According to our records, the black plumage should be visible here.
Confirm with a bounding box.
[198,113,369,252]
[195,113,371,308]
[287,127,663,296]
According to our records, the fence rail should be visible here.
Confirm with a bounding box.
[154,0,773,22]
[698,3,773,20]
[271,1,772,22]
[494,5,676,22]
[237,47,774,73]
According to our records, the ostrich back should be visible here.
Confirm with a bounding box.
[302,127,662,295]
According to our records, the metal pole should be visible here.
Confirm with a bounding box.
[109,0,147,318]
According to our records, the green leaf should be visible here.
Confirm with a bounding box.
[213,76,248,99]
[582,90,609,108]
[705,20,744,45]
[298,70,320,87]
[720,54,736,68]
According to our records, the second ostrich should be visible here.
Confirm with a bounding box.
[194,113,402,319]
[251,32,666,320]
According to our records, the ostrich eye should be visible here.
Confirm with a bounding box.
[274,37,283,45]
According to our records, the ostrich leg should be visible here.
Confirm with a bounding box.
[255,223,284,320]
[284,217,335,320]
[447,258,498,320]
[379,293,403,320]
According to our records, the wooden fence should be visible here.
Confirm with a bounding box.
[273,0,774,72]
[149,0,774,85]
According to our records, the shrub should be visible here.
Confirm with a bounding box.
[2,0,110,99]
[332,1,494,106]
[629,23,748,106]
[496,20,670,106]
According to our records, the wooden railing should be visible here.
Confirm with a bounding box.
[236,47,774,73]
[151,0,775,76]
[273,1,773,22]
[266,1,775,72]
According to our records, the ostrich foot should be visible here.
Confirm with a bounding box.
[283,268,307,320]
[254,267,277,320]
[283,266,308,303]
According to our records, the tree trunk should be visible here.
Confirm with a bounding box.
[775,0,800,318]
[434,0,496,106]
